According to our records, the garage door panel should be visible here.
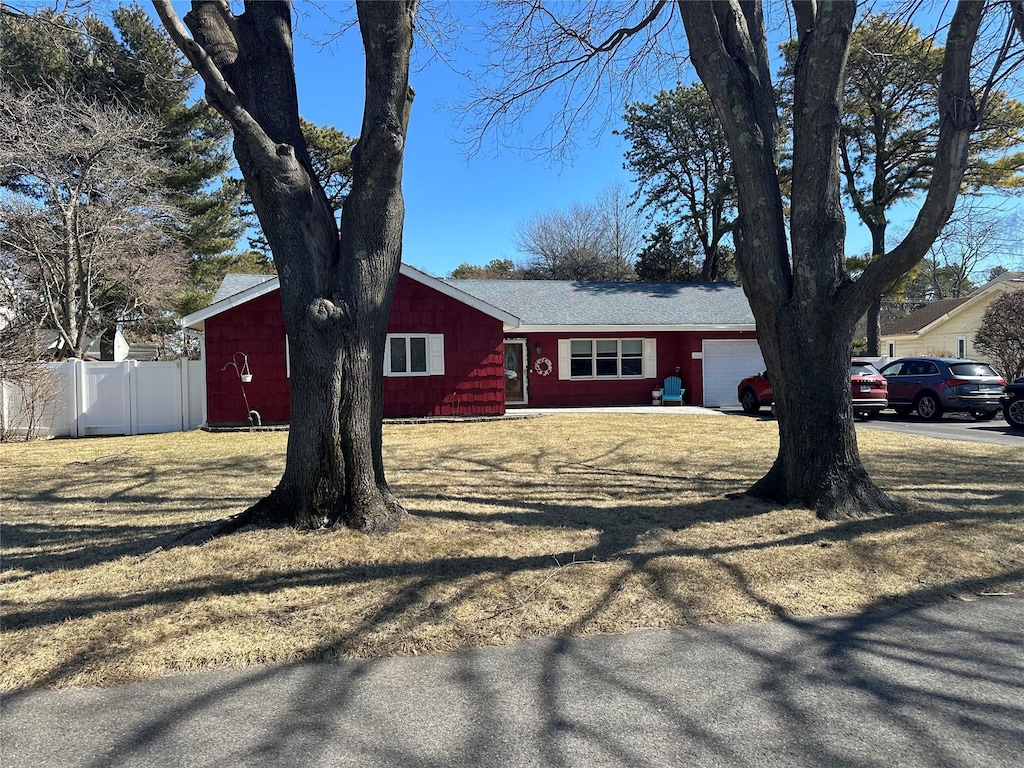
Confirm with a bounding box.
[703,340,764,407]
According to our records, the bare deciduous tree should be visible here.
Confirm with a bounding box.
[974,288,1024,380]
[0,273,57,442]
[0,85,185,360]
[515,183,643,280]
[926,206,1020,298]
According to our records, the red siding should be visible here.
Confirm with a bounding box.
[384,276,505,417]
[203,275,506,425]
[515,330,758,408]
[205,291,291,425]
[202,276,756,422]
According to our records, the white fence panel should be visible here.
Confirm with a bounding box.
[2,358,207,439]
[78,361,132,436]
[1,362,78,438]
[131,360,185,434]
[184,360,206,430]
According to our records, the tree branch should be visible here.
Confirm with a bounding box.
[847,1,986,312]
[675,0,791,309]
[150,0,274,156]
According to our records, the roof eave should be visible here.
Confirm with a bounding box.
[511,323,757,333]
[180,265,522,330]
[180,277,281,330]
[399,264,520,327]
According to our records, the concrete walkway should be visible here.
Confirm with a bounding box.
[3,596,1022,768]
[513,404,724,416]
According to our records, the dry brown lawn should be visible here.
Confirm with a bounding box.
[2,413,1022,692]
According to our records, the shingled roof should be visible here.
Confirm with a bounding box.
[211,273,276,304]
[880,297,971,335]
[446,280,755,327]
[202,273,755,329]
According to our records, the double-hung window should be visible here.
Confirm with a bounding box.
[569,338,644,379]
[385,333,445,377]
[387,334,428,376]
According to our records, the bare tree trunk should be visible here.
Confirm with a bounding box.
[750,302,901,518]
[676,2,886,520]
[865,228,886,356]
[157,0,414,533]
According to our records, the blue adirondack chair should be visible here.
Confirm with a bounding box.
[662,376,684,405]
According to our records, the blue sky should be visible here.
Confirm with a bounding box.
[159,1,1020,280]
[287,3,642,278]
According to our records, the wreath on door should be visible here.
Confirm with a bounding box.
[533,356,553,376]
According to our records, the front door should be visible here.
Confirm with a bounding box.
[503,340,527,405]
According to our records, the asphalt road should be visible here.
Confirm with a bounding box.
[727,408,1024,447]
[3,596,1022,768]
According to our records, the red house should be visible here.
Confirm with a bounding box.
[180,265,763,426]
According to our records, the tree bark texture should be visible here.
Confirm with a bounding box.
[155,0,415,532]
[677,1,986,519]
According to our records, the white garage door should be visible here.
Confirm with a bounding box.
[702,340,765,407]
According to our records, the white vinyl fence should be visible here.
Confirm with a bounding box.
[1,359,205,439]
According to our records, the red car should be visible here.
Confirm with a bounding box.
[738,360,888,419]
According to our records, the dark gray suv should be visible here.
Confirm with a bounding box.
[879,357,1006,421]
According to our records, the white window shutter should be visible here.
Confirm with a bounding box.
[643,338,657,378]
[557,339,571,380]
[383,335,393,376]
[428,334,445,375]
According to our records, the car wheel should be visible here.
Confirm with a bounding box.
[1004,396,1024,430]
[915,393,944,421]
[740,388,760,414]
[894,406,912,417]
[971,410,997,421]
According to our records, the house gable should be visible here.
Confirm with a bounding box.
[198,271,512,423]
[880,272,1024,360]
[181,264,520,332]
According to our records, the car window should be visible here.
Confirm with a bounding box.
[949,362,999,377]
[903,361,937,376]
[880,362,905,376]
[851,363,879,376]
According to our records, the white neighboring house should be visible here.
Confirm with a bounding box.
[36,329,129,361]
[879,271,1024,366]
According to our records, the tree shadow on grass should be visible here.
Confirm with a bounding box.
[2,428,1021,708]
[3,488,1021,687]
[1,453,281,581]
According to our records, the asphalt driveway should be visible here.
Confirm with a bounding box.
[857,411,1023,446]
[726,407,1023,447]
[2,596,1022,768]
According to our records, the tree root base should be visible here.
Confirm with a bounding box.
[748,463,905,521]
[171,483,408,546]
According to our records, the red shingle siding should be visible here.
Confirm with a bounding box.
[203,275,505,424]
[384,276,505,417]
[514,330,757,407]
[205,291,291,425]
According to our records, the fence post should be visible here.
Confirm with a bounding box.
[178,357,188,432]
[1,378,8,437]
[74,358,85,437]
[128,360,139,436]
